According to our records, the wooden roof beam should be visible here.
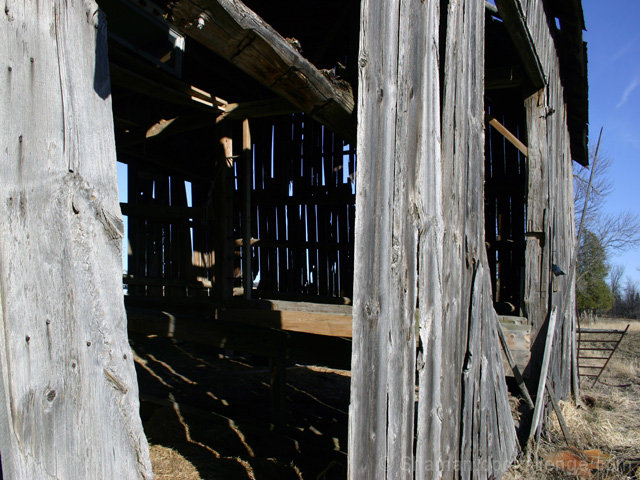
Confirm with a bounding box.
[167,0,355,140]
[494,0,546,91]
[110,62,226,114]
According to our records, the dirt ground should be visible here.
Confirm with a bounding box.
[135,318,640,479]
[130,333,350,480]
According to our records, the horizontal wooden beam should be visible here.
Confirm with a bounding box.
[116,148,216,182]
[110,62,226,114]
[117,114,215,148]
[217,97,301,122]
[123,275,212,289]
[120,202,206,221]
[126,306,352,369]
[493,0,546,90]
[485,66,525,91]
[168,0,355,139]
[220,302,353,338]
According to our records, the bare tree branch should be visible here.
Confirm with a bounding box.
[574,148,640,255]
[594,211,640,253]
[609,264,624,298]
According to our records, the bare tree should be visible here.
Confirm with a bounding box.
[610,264,624,299]
[574,149,640,255]
[622,277,640,318]
[574,153,612,231]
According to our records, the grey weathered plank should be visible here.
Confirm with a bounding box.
[528,306,558,444]
[523,0,579,406]
[414,0,445,477]
[351,0,518,478]
[348,0,402,475]
[497,321,535,409]
[438,0,517,477]
[0,2,152,478]
[350,0,578,475]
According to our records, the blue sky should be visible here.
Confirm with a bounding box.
[582,0,640,284]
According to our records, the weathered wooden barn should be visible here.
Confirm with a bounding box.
[0,0,587,478]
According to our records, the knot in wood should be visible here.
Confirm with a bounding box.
[46,390,56,402]
[359,54,367,69]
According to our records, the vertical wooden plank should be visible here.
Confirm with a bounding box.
[148,175,168,296]
[170,177,194,293]
[242,118,253,299]
[429,0,518,477]
[127,164,145,295]
[349,0,401,475]
[214,122,234,301]
[528,306,559,444]
[0,2,152,477]
[522,0,579,405]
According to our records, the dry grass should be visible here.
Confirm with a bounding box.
[150,444,203,480]
[505,318,640,479]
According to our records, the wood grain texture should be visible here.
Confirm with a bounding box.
[349,0,517,477]
[0,2,152,478]
[528,306,558,444]
[521,0,578,404]
[220,307,353,337]
[438,0,517,476]
[349,0,418,476]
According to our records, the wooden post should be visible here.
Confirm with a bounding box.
[242,118,253,299]
[528,306,558,445]
[214,123,234,302]
[0,3,152,478]
[545,383,574,446]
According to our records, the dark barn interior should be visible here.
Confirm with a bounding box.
[100,0,360,476]
[91,0,586,477]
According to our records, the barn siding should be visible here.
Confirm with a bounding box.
[349,0,517,478]
[0,1,152,478]
[521,0,577,401]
